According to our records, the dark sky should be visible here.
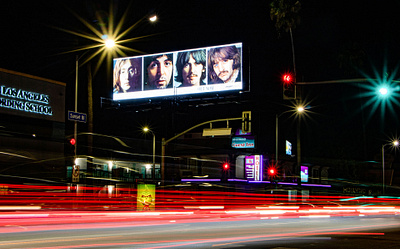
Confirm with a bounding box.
[1,0,400,162]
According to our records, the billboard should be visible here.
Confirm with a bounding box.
[112,43,243,100]
[245,155,263,182]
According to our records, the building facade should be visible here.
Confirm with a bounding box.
[0,68,66,183]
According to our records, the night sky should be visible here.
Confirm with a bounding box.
[1,0,400,163]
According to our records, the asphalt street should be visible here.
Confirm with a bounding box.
[0,213,399,248]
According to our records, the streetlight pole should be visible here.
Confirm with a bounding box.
[275,114,279,165]
[143,127,156,180]
[382,140,399,194]
[74,57,79,157]
[73,39,116,158]
[74,50,91,157]
[275,106,305,168]
[382,144,386,194]
[275,113,288,165]
[296,106,304,185]
[152,132,155,179]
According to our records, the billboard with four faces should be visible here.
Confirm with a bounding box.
[112,43,243,101]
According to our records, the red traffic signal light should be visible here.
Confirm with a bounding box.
[282,74,293,85]
[69,138,76,155]
[268,166,277,178]
[223,162,230,170]
[282,73,296,100]
[69,138,76,146]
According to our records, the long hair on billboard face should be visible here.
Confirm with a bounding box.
[175,49,207,87]
[208,45,241,84]
[113,58,142,93]
[144,53,174,90]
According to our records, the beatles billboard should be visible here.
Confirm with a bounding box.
[112,43,243,101]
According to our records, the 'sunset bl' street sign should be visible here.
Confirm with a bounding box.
[68,111,87,123]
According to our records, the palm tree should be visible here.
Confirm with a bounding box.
[270,0,301,79]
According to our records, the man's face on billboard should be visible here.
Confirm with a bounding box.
[119,60,137,91]
[212,58,234,83]
[182,54,204,86]
[147,55,173,89]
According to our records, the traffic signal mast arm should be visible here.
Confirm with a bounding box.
[296,78,400,85]
[161,113,251,181]
[162,117,242,146]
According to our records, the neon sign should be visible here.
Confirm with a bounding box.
[245,155,263,182]
[231,136,255,148]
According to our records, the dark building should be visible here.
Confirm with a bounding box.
[0,68,66,183]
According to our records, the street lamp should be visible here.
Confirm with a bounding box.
[382,140,399,194]
[296,105,305,176]
[275,105,305,166]
[149,14,157,22]
[74,38,115,157]
[143,127,156,180]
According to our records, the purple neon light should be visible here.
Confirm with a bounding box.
[228,179,248,182]
[277,182,297,185]
[181,179,221,182]
[179,178,330,187]
[248,181,271,183]
[302,183,331,187]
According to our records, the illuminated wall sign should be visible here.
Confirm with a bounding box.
[0,86,52,115]
[301,166,308,183]
[112,42,243,101]
[0,69,65,122]
[231,136,255,148]
[245,155,263,182]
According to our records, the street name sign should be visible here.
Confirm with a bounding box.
[68,111,87,123]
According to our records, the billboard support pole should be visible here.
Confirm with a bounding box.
[161,138,165,183]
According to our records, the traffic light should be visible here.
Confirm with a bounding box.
[282,73,296,100]
[69,138,76,155]
[268,168,276,176]
[242,111,251,133]
[222,162,230,181]
[223,162,230,171]
[267,166,277,179]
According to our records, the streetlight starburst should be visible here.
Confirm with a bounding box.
[104,38,115,48]
[53,3,157,75]
[358,62,400,126]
